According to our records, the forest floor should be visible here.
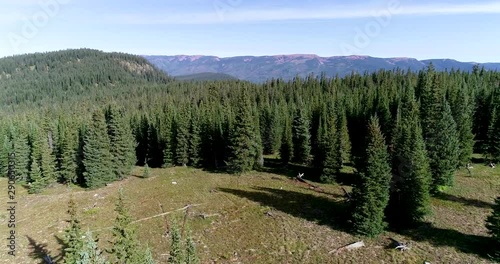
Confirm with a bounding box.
[0,156,498,264]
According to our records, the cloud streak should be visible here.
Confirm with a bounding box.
[109,1,500,25]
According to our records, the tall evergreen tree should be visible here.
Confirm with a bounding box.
[105,105,136,180]
[337,106,352,166]
[388,88,431,228]
[83,110,114,189]
[188,111,202,167]
[279,115,293,165]
[40,134,56,185]
[28,154,44,194]
[427,101,459,192]
[453,87,475,164]
[56,118,77,184]
[173,109,190,166]
[291,105,311,165]
[486,106,500,162]
[227,91,256,173]
[11,126,30,182]
[351,116,391,237]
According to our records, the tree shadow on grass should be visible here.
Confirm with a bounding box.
[260,158,321,181]
[435,193,494,209]
[26,236,60,263]
[218,186,349,231]
[395,223,496,261]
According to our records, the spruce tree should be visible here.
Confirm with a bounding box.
[351,116,391,237]
[168,222,183,264]
[83,110,114,189]
[337,106,352,166]
[388,88,431,228]
[321,115,340,183]
[279,115,293,165]
[292,106,311,165]
[143,247,156,264]
[487,107,500,162]
[185,234,199,264]
[40,135,56,185]
[188,112,202,167]
[28,155,44,194]
[162,112,174,168]
[173,109,190,166]
[77,230,109,264]
[11,126,30,182]
[56,118,77,184]
[0,135,11,177]
[105,105,136,180]
[453,87,475,164]
[427,101,459,192]
[63,196,84,264]
[227,91,255,173]
[109,188,141,263]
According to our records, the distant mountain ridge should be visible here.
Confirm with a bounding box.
[144,54,500,83]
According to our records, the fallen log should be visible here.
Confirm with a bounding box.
[329,241,365,255]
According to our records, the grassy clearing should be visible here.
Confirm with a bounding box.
[0,159,498,263]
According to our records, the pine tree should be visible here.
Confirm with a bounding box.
[292,106,311,165]
[227,91,255,173]
[83,110,114,189]
[427,101,459,192]
[63,196,84,264]
[77,230,109,264]
[351,116,391,237]
[109,188,140,263]
[486,197,500,260]
[388,88,431,228]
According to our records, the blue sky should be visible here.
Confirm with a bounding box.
[1,0,499,62]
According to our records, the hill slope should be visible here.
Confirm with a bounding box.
[145,55,500,82]
[1,164,497,263]
[0,49,171,110]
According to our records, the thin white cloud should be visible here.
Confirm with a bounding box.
[110,1,500,25]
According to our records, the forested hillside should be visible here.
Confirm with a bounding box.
[0,49,172,113]
[0,49,499,262]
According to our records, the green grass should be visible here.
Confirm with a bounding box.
[0,159,498,263]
